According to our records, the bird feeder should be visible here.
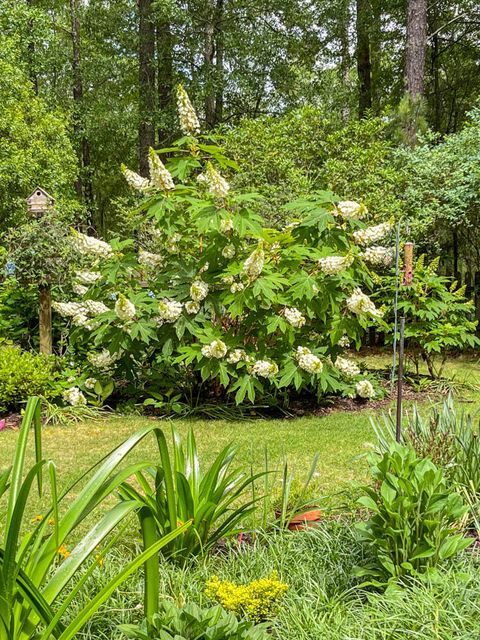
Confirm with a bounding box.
[26,187,56,217]
[26,187,56,355]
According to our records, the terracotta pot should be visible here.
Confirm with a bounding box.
[284,509,322,531]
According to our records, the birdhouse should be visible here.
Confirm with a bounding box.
[26,187,55,215]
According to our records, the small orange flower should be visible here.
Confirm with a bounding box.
[31,515,43,523]
[57,544,70,560]
[95,554,104,566]
[48,518,55,526]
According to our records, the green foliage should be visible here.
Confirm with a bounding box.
[119,426,262,562]
[0,280,39,348]
[377,255,480,378]
[356,443,471,584]
[0,344,58,411]
[0,31,78,232]
[119,601,270,640]
[0,397,188,640]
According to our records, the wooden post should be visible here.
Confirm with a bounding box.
[403,242,414,285]
[39,285,52,355]
[26,187,56,355]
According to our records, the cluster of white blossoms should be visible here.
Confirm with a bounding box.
[335,356,360,377]
[176,84,201,135]
[230,282,245,293]
[185,300,200,314]
[72,231,113,258]
[346,288,383,318]
[201,339,228,359]
[338,334,351,348]
[52,301,86,317]
[76,270,102,285]
[318,254,354,276]
[242,246,265,280]
[356,379,375,399]
[250,359,279,378]
[353,222,392,247]
[115,294,136,321]
[73,283,88,296]
[227,349,252,364]
[361,245,394,267]
[158,298,183,322]
[295,346,323,374]
[284,307,306,328]
[222,244,236,259]
[84,300,109,315]
[197,162,230,199]
[148,148,175,191]
[88,349,120,371]
[190,279,209,302]
[63,387,87,406]
[220,218,234,234]
[121,166,150,192]
[166,232,182,254]
[334,201,366,219]
[138,249,163,269]
[84,378,97,390]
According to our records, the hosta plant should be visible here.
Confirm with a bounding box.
[356,443,471,585]
[52,87,391,409]
[0,396,188,640]
[119,601,270,640]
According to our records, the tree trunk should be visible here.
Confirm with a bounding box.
[356,0,372,117]
[39,285,52,355]
[138,0,156,176]
[339,0,350,121]
[70,0,94,228]
[214,0,224,124]
[203,2,216,128]
[405,0,427,99]
[156,17,173,146]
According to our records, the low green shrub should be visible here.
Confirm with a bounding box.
[0,343,58,411]
[120,602,270,640]
[356,443,471,584]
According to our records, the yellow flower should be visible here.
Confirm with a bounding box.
[57,544,70,560]
[31,515,44,523]
[95,554,104,567]
[48,518,55,526]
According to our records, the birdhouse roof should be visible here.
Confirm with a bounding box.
[26,187,55,204]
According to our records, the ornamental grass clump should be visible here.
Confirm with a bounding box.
[205,573,288,622]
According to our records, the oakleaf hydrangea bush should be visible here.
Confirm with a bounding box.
[53,87,394,409]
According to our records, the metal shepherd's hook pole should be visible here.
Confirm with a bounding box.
[395,240,414,443]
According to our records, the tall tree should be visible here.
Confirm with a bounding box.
[356,0,372,117]
[138,0,156,176]
[214,0,224,124]
[405,0,427,99]
[156,14,173,146]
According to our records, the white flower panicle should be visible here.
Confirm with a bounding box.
[250,360,279,379]
[84,300,109,315]
[122,166,150,191]
[185,300,200,314]
[138,249,163,268]
[284,307,306,328]
[356,379,375,399]
[115,294,136,321]
[158,299,183,322]
[190,279,209,302]
[334,201,366,219]
[361,245,394,267]
[63,387,86,406]
[346,288,383,318]
[222,275,234,285]
[72,283,88,296]
[227,349,250,364]
[318,255,354,276]
[335,356,360,377]
[72,231,113,258]
[52,301,85,317]
[197,162,230,198]
[222,244,236,259]
[176,84,201,136]
[84,378,97,390]
[166,233,182,254]
[75,270,102,284]
[295,346,323,374]
[353,222,392,246]
[220,218,234,234]
[72,313,89,328]
[242,247,265,280]
[230,282,245,293]
[88,349,120,371]
[148,149,175,191]
[201,339,228,359]
[338,334,351,348]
